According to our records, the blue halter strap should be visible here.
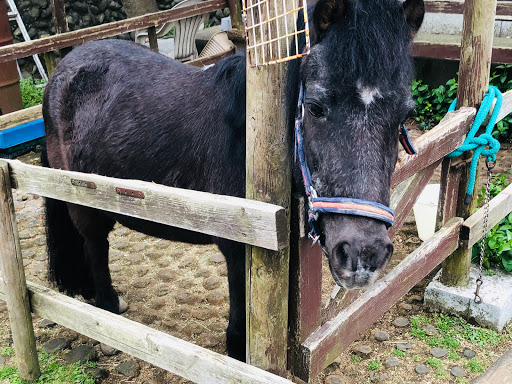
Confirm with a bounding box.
[294,84,405,244]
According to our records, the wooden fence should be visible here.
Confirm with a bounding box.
[413,0,512,63]
[1,0,512,383]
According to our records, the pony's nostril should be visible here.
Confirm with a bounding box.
[334,242,355,271]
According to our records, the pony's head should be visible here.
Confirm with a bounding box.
[294,0,424,289]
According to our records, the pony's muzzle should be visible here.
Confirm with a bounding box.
[323,215,393,289]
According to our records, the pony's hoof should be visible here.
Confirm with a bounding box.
[118,297,128,314]
[100,343,119,356]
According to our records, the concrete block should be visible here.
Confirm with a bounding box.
[425,266,512,332]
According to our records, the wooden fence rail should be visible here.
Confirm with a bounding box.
[5,159,288,251]
[424,0,512,16]
[0,0,227,63]
[0,280,293,384]
[294,218,463,381]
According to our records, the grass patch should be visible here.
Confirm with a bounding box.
[448,351,460,361]
[426,357,444,370]
[410,314,503,351]
[367,360,381,371]
[0,349,96,384]
[351,355,362,363]
[467,358,485,373]
[392,348,406,358]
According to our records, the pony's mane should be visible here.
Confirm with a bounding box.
[310,0,414,86]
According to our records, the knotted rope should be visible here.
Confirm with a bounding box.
[445,85,503,204]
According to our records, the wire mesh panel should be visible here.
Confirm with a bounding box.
[243,0,310,67]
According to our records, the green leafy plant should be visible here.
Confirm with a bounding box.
[473,167,512,272]
[411,64,512,138]
[392,348,406,358]
[19,78,45,109]
[351,355,362,363]
[366,360,381,371]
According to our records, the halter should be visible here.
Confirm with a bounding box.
[294,84,416,245]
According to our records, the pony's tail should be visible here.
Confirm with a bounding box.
[42,147,93,298]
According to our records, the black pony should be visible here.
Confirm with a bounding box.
[42,0,424,361]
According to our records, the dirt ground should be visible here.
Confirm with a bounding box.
[1,126,512,384]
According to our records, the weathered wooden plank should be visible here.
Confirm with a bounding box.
[412,34,512,64]
[5,159,287,251]
[295,218,463,382]
[484,89,512,126]
[245,1,292,372]
[441,0,497,287]
[461,183,512,248]
[391,108,475,187]
[389,160,441,239]
[424,0,512,16]
[0,281,294,384]
[436,157,464,231]
[0,105,42,131]
[0,162,40,381]
[0,0,228,63]
[289,196,323,375]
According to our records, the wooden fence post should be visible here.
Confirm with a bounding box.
[440,0,498,286]
[49,0,72,58]
[0,161,40,382]
[245,3,291,374]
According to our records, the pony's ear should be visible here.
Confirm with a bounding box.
[311,0,345,43]
[402,0,425,34]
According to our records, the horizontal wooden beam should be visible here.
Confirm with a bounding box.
[295,218,463,381]
[486,89,512,126]
[0,106,43,132]
[461,183,512,248]
[392,107,475,187]
[5,159,287,251]
[412,34,512,64]
[0,0,227,63]
[424,0,512,16]
[0,280,293,384]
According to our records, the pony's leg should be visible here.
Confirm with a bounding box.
[216,239,246,361]
[66,205,119,313]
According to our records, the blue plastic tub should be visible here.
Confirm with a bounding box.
[0,119,45,149]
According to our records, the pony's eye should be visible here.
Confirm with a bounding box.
[308,102,324,118]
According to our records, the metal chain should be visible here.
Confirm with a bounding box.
[474,161,494,304]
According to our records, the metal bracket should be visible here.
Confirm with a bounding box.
[115,187,145,199]
[71,179,96,189]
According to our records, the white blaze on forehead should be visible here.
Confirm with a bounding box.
[357,80,382,106]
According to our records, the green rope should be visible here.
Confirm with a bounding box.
[445,85,503,204]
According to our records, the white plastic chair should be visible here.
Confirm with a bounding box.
[134,0,208,62]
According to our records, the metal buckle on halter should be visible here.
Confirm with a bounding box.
[308,186,319,221]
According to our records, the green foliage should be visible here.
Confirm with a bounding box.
[426,357,443,369]
[489,65,512,142]
[410,314,502,351]
[392,348,406,358]
[411,64,512,139]
[411,78,457,130]
[467,358,485,373]
[351,355,362,363]
[0,350,96,384]
[448,351,460,361]
[19,78,45,109]
[366,360,381,371]
[473,167,512,272]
